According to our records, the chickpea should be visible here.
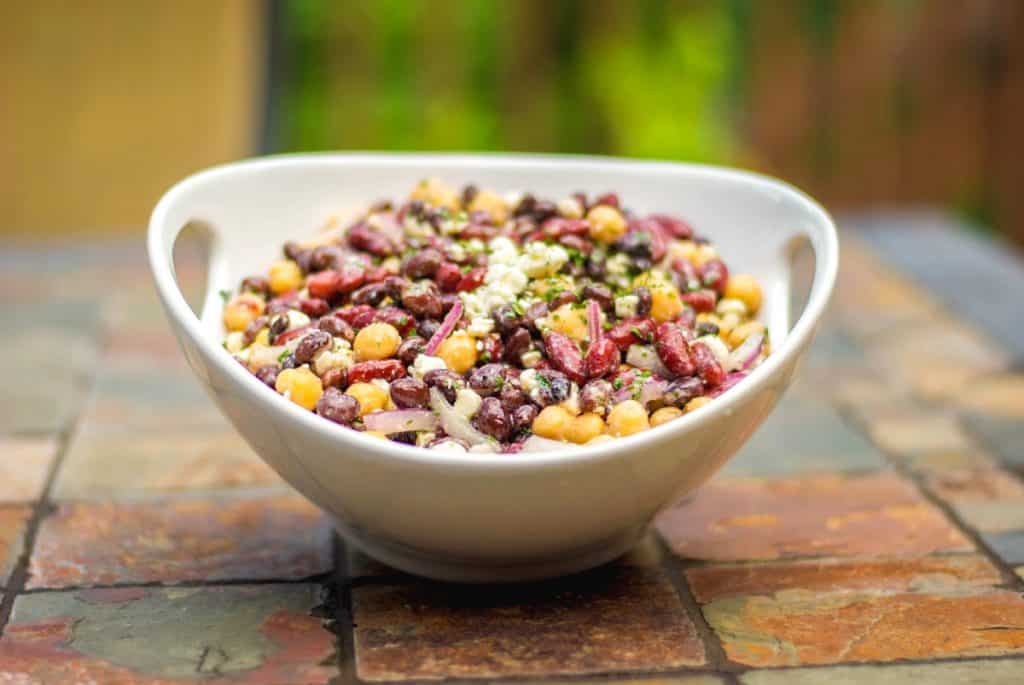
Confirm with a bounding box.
[269,259,303,294]
[650,406,684,427]
[607,400,650,437]
[532,405,574,441]
[409,178,459,210]
[724,274,763,314]
[545,303,589,343]
[668,240,698,263]
[354,322,402,361]
[727,321,766,349]
[253,328,270,347]
[586,205,628,244]
[223,293,265,332]
[346,382,388,416]
[530,276,575,301]
[685,396,712,413]
[566,412,606,444]
[586,434,615,446]
[468,189,509,224]
[436,331,478,374]
[275,366,323,410]
[693,244,719,267]
[649,284,684,323]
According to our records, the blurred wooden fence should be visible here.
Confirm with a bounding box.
[4,1,1024,247]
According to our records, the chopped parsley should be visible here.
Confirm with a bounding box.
[537,373,552,389]
[277,349,291,363]
[613,377,624,390]
[218,289,232,303]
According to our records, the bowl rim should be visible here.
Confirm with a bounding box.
[148,151,838,471]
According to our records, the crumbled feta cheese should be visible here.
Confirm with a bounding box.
[402,214,435,239]
[453,388,483,419]
[561,383,581,415]
[370,378,391,393]
[312,339,354,375]
[248,345,283,370]
[465,238,485,254]
[605,253,632,288]
[487,236,518,265]
[411,354,447,379]
[519,242,569,278]
[716,298,748,317]
[430,439,467,453]
[446,242,467,262]
[286,310,311,330]
[416,432,436,447]
[467,317,495,338]
[614,294,640,319]
[225,331,246,354]
[520,349,542,368]
[696,335,730,368]
[520,369,540,394]
[556,197,584,219]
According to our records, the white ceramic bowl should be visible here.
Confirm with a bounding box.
[148,153,837,582]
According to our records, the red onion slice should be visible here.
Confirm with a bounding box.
[626,344,671,377]
[587,299,602,342]
[363,409,439,434]
[710,371,748,397]
[638,377,669,406]
[728,332,764,371]
[424,300,464,355]
[428,387,493,446]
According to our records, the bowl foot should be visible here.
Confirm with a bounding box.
[334,518,645,583]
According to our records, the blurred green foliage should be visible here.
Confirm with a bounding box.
[271,0,745,163]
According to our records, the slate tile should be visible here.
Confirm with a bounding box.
[0,437,58,502]
[741,658,1024,684]
[0,584,335,684]
[656,473,970,562]
[868,413,975,457]
[351,565,705,680]
[0,506,33,587]
[687,555,1000,603]
[29,492,331,588]
[963,413,1024,471]
[53,429,280,500]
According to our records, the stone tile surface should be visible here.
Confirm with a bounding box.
[657,473,970,562]
[352,566,704,680]
[29,492,331,588]
[0,506,33,587]
[868,413,975,457]
[53,429,280,500]
[0,437,57,502]
[741,658,1024,684]
[0,584,335,684]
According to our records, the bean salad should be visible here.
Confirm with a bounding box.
[222,179,769,453]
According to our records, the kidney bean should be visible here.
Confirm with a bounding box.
[475,397,510,441]
[542,217,589,238]
[283,242,313,272]
[310,245,345,272]
[254,364,280,388]
[584,338,619,379]
[460,223,499,241]
[579,379,612,414]
[347,223,394,257]
[266,292,300,316]
[676,306,697,330]
[663,377,704,408]
[319,315,355,342]
[363,266,390,283]
[456,267,486,293]
[543,332,585,384]
[461,184,479,207]
[348,359,405,384]
[351,282,391,307]
[268,314,289,342]
[692,341,725,387]
[390,377,429,408]
[512,404,538,434]
[321,367,348,390]
[374,307,416,335]
[606,317,656,350]
[295,329,332,364]
[335,265,366,293]
[681,289,716,313]
[468,363,505,397]
[671,258,699,292]
[402,248,443,279]
[435,262,463,292]
[700,259,729,295]
[649,213,693,239]
[299,297,329,318]
[275,324,313,346]
[397,336,425,366]
[557,233,592,255]
[240,275,270,296]
[401,282,443,319]
[655,322,696,377]
[336,305,374,325]
[423,369,465,403]
[634,287,652,317]
[351,308,377,329]
[306,270,338,300]
[439,293,461,315]
[316,387,360,425]
[594,192,620,208]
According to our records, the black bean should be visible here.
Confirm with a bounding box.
[390,431,418,445]
[536,370,571,406]
[439,293,461,314]
[319,315,354,342]
[351,282,390,306]
[240,275,270,296]
[634,286,653,317]
[582,283,614,311]
[499,381,529,412]
[475,397,510,441]
[549,291,577,309]
[309,245,345,272]
[390,377,429,409]
[695,321,720,337]
[579,379,612,414]
[316,387,360,425]
[294,329,332,364]
[664,377,705,408]
[243,316,268,345]
[268,314,289,343]
[616,231,653,259]
[423,369,465,404]
[402,248,443,279]
[401,282,443,319]
[512,404,538,433]
[254,364,280,388]
[461,184,479,208]
[468,363,505,397]
[586,254,607,280]
[524,301,549,334]
[397,336,426,366]
[280,353,299,369]
[418,319,440,340]
[503,327,532,363]
[492,304,523,334]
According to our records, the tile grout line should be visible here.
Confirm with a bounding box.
[834,404,1024,592]
[656,536,740,675]
[0,374,97,636]
[332,536,360,685]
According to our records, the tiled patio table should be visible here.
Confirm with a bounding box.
[2,211,1023,684]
